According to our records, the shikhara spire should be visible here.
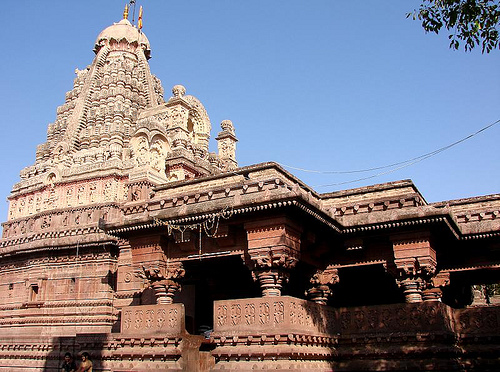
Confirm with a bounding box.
[8,17,238,222]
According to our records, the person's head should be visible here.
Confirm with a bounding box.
[64,352,72,362]
[81,352,90,361]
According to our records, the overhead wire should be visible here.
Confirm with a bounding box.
[276,118,499,187]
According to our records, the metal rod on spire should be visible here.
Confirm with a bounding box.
[129,0,137,24]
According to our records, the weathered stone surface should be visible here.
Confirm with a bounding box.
[0,9,499,372]
[121,303,185,335]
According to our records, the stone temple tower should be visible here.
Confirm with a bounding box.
[0,15,237,335]
[6,17,238,224]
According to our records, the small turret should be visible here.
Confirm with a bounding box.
[216,120,238,170]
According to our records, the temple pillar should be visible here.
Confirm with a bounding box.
[390,233,437,303]
[397,274,426,303]
[422,271,450,302]
[115,239,144,307]
[139,261,185,305]
[306,266,339,305]
[244,219,301,297]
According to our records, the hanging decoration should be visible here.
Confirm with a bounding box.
[152,206,234,258]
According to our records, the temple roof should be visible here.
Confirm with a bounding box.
[6,16,238,224]
[94,19,151,58]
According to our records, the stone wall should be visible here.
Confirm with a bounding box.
[210,297,500,371]
[0,299,499,371]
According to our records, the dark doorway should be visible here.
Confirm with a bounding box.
[331,264,403,307]
[176,255,259,334]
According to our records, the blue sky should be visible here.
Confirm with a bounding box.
[0,1,498,221]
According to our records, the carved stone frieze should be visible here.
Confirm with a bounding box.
[120,303,185,335]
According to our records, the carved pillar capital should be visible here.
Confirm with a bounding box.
[247,249,299,296]
[244,220,302,297]
[151,280,181,305]
[422,271,450,302]
[390,234,437,303]
[396,275,426,303]
[306,266,339,305]
[138,261,185,304]
[388,257,438,303]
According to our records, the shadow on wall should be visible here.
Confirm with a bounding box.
[302,299,500,371]
[43,336,104,372]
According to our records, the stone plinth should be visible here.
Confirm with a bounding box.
[335,302,461,371]
[213,295,336,335]
[455,306,500,371]
[211,296,337,371]
[120,303,185,336]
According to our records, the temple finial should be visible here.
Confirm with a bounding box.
[123,4,129,20]
[138,6,143,30]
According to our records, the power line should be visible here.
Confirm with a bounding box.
[276,118,499,188]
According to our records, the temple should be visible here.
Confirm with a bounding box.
[0,12,499,372]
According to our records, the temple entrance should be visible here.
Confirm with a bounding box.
[176,255,259,335]
[331,264,403,307]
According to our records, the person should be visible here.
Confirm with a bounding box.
[77,352,92,372]
[60,352,76,372]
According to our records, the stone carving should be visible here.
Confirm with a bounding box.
[306,267,340,305]
[244,303,255,325]
[245,223,301,297]
[249,250,298,297]
[120,303,185,336]
[389,236,438,303]
[137,262,185,305]
[172,84,186,98]
[130,134,168,176]
[423,271,451,302]
[216,120,238,170]
[150,140,165,173]
[213,296,336,335]
[135,136,149,165]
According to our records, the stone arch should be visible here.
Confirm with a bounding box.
[130,134,150,166]
[184,95,211,151]
[44,169,61,187]
[129,132,169,177]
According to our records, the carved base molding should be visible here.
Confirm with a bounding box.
[0,301,499,371]
[211,297,500,371]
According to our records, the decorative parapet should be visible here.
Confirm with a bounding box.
[455,305,500,337]
[337,301,454,336]
[211,296,337,370]
[120,303,185,336]
[213,296,336,336]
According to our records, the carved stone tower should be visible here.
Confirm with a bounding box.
[4,18,238,227]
